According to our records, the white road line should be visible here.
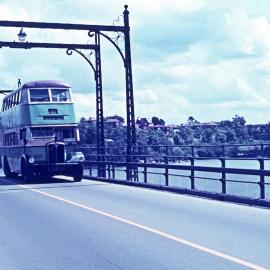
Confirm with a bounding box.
[5,179,268,270]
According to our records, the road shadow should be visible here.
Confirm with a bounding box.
[0,173,109,193]
[0,175,72,186]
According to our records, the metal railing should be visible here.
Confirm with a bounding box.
[79,143,270,205]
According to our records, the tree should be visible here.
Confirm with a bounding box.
[225,129,236,142]
[159,118,165,125]
[79,123,96,145]
[187,116,199,125]
[232,115,246,126]
[173,135,181,145]
[152,116,160,125]
[220,120,232,127]
[215,130,227,143]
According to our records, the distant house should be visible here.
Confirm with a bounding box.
[105,118,123,128]
[80,117,96,127]
[182,122,219,128]
[247,124,269,140]
[80,116,124,129]
[149,124,178,134]
[136,117,150,129]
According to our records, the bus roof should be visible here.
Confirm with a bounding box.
[22,80,70,89]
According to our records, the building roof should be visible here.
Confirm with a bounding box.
[105,119,122,123]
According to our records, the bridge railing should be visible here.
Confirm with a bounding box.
[81,156,270,200]
[81,151,270,203]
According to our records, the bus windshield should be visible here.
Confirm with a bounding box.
[51,89,71,102]
[31,127,54,138]
[30,127,75,140]
[30,89,50,102]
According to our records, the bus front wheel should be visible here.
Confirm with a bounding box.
[73,163,83,182]
[21,160,33,181]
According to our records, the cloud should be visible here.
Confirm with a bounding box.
[1,0,270,124]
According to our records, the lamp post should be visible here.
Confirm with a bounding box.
[17,28,27,42]
[69,5,136,180]
[98,5,136,180]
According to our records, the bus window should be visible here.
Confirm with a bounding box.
[8,97,11,108]
[31,127,54,138]
[20,128,26,140]
[9,133,12,145]
[54,127,75,140]
[11,95,15,107]
[14,92,18,105]
[29,89,50,102]
[7,133,10,146]
[3,134,6,146]
[1,100,5,111]
[17,91,21,104]
[63,128,74,138]
[6,97,10,109]
[11,133,15,145]
[13,132,18,145]
[51,89,71,102]
[21,89,28,103]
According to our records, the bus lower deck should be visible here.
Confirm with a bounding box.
[0,80,85,181]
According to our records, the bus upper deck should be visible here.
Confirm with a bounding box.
[1,80,76,128]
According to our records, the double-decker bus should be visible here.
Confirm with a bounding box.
[0,80,85,181]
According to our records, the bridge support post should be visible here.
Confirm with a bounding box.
[220,158,226,194]
[164,156,169,186]
[190,146,195,189]
[259,158,265,199]
[143,156,148,183]
[94,32,106,178]
[123,5,136,181]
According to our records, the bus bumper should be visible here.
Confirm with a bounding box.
[29,162,83,176]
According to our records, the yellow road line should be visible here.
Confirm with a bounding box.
[9,180,269,270]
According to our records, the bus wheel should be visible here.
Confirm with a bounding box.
[73,163,83,182]
[3,158,17,178]
[21,160,33,181]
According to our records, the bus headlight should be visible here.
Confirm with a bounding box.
[66,152,85,162]
[29,157,35,164]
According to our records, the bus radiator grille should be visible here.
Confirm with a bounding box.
[48,143,65,164]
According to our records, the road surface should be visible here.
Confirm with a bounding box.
[0,172,269,270]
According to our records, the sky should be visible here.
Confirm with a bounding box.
[1,0,270,124]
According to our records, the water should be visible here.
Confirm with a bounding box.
[84,159,270,200]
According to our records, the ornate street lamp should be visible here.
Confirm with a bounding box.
[17,27,27,42]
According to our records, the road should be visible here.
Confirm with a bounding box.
[0,172,269,270]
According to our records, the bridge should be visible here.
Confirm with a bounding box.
[0,6,269,270]
[0,145,270,270]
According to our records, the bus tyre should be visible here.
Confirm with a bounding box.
[3,158,16,178]
[21,160,33,182]
[73,163,83,182]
